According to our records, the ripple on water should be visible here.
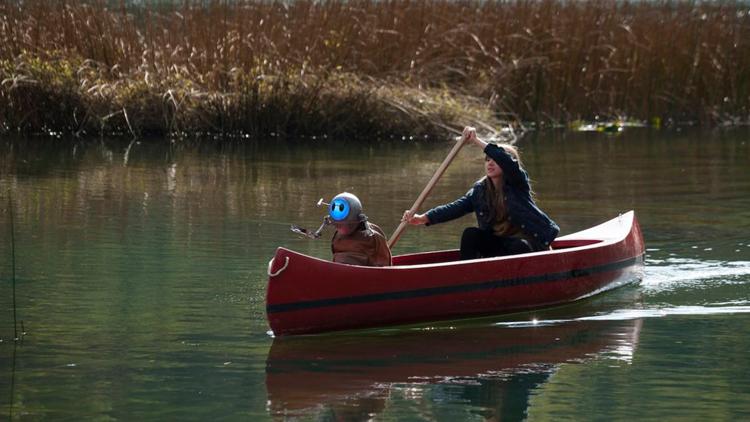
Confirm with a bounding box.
[495,305,750,327]
[643,257,750,294]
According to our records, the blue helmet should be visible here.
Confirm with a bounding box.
[328,192,365,224]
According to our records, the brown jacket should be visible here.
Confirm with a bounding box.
[332,222,392,267]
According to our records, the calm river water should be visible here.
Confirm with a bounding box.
[1,129,749,420]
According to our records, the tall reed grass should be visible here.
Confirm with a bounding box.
[1,0,748,139]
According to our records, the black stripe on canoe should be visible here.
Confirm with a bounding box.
[267,253,645,314]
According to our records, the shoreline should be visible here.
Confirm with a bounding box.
[2,0,749,141]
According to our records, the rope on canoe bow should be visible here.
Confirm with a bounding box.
[267,256,290,277]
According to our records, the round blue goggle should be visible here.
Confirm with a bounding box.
[329,198,351,221]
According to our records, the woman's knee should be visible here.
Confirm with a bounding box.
[460,227,484,259]
[461,227,483,243]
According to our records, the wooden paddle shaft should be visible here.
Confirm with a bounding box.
[388,137,466,249]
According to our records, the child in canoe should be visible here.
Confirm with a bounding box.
[327,192,392,267]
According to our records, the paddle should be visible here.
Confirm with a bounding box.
[387,133,467,249]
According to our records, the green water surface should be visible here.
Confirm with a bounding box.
[1,129,749,420]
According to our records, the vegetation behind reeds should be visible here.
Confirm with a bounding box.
[1,0,749,140]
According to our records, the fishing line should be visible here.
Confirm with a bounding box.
[8,341,18,420]
[8,190,19,340]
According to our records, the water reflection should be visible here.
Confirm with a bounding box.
[265,318,642,420]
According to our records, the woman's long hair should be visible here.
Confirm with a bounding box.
[482,143,530,217]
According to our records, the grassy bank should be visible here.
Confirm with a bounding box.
[1,0,749,140]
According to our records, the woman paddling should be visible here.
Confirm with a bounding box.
[402,127,559,260]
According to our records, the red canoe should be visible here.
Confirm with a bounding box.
[266,211,645,336]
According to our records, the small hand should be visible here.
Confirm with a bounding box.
[402,210,428,225]
[401,210,413,223]
[463,126,487,149]
[462,126,477,144]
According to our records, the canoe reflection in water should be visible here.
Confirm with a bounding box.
[265,318,642,420]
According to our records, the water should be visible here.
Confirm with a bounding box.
[1,129,749,420]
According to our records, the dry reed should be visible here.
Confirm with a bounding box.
[1,0,748,139]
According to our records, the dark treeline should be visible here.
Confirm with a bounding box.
[1,0,749,140]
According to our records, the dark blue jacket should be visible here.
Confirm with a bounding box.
[425,143,559,247]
